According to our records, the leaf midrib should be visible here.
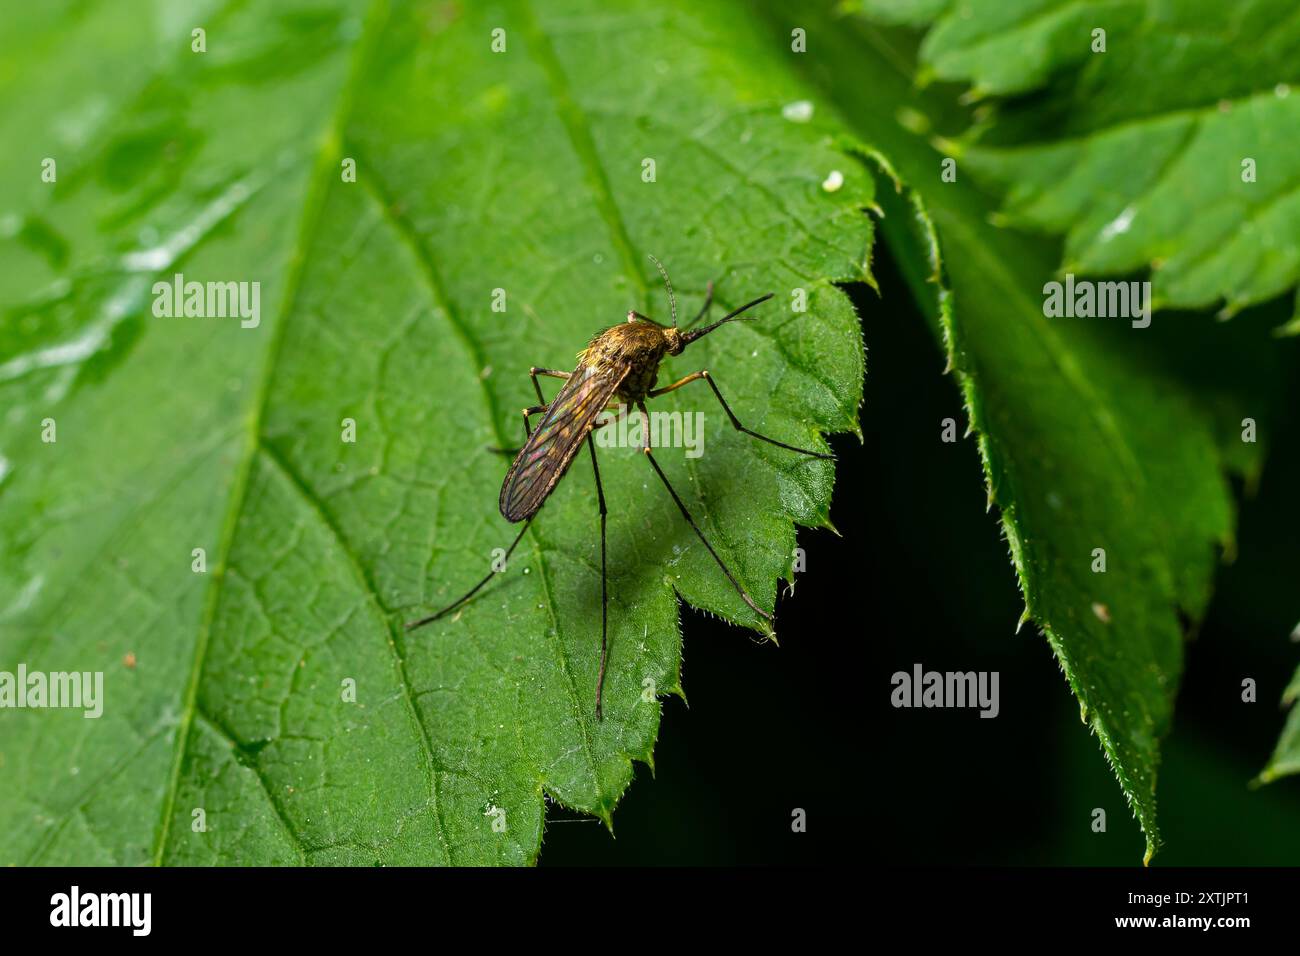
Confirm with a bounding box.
[149,0,390,866]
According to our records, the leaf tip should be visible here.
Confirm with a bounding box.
[930,135,963,159]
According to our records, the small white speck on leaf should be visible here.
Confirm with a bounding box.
[782,100,814,123]
[1098,205,1136,242]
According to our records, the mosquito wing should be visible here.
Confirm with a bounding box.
[499,362,628,522]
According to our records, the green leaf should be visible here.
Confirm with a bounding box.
[1258,655,1300,784]
[785,8,1270,861]
[854,0,1300,321]
[0,0,873,864]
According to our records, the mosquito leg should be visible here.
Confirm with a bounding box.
[586,435,609,721]
[500,368,567,452]
[529,366,569,405]
[649,370,832,460]
[521,403,547,439]
[486,403,546,457]
[647,371,706,398]
[682,281,714,329]
[636,402,773,623]
[521,398,610,447]
[405,518,534,631]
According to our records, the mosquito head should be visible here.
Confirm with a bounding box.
[680,293,775,348]
[663,325,686,355]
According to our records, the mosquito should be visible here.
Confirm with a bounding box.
[405,256,832,719]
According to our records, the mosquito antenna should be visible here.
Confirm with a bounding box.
[647,254,677,327]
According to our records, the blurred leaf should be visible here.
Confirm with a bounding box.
[853,0,1300,320]
[1259,658,1300,783]
[785,5,1270,861]
[0,0,873,865]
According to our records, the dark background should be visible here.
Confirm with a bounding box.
[540,243,1300,866]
